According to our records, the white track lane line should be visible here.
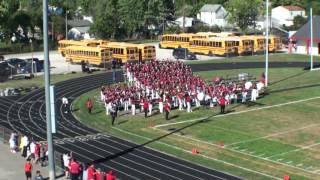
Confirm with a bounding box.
[154,96,320,128]
[113,127,281,180]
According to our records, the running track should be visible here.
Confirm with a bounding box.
[0,61,311,180]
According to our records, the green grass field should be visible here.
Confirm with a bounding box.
[73,65,320,180]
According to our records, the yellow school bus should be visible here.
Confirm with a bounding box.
[243,35,266,54]
[159,33,194,49]
[58,40,100,57]
[100,42,139,64]
[226,36,254,55]
[136,44,156,62]
[188,37,237,56]
[268,36,282,52]
[65,46,112,66]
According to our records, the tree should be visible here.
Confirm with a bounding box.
[291,15,307,30]
[91,0,124,39]
[226,0,263,32]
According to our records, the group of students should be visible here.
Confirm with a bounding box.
[62,152,116,180]
[9,133,48,165]
[99,60,265,123]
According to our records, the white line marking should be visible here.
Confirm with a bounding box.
[266,142,320,159]
[227,123,320,147]
[113,127,281,180]
[154,96,320,128]
[153,128,320,175]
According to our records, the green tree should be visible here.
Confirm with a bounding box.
[91,0,124,39]
[291,15,307,30]
[226,0,263,32]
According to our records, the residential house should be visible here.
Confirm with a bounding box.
[290,16,320,56]
[272,6,306,27]
[67,19,93,40]
[197,4,228,27]
[175,17,195,28]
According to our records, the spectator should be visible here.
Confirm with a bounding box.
[25,159,32,180]
[9,133,17,153]
[86,98,93,114]
[21,135,29,158]
[33,170,43,180]
[63,152,71,179]
[69,158,81,180]
[106,170,116,180]
[87,163,95,180]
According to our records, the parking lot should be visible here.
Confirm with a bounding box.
[2,42,221,75]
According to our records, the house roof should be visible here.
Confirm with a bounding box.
[199,4,222,12]
[70,26,90,34]
[68,19,92,28]
[282,6,304,11]
[291,16,320,41]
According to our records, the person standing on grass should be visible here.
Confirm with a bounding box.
[110,103,117,126]
[25,159,32,180]
[87,163,95,180]
[219,96,226,114]
[62,96,69,114]
[86,98,93,114]
[164,102,171,120]
[143,98,148,118]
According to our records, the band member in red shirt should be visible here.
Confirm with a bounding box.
[143,98,148,118]
[86,98,93,114]
[164,102,171,120]
[219,96,226,114]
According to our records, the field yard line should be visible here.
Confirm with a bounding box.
[266,142,320,159]
[154,96,320,128]
[227,123,320,147]
[112,127,281,180]
[153,128,319,176]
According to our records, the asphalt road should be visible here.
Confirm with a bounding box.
[0,61,312,180]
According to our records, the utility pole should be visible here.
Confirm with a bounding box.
[43,0,56,179]
[65,10,68,40]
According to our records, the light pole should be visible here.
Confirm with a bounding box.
[43,0,56,179]
[310,8,313,71]
[265,0,269,87]
[65,10,69,40]
[29,39,35,76]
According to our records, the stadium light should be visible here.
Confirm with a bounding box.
[265,0,269,87]
[43,0,56,179]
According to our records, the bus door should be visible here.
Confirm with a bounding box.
[138,49,142,63]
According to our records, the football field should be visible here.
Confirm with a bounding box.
[74,64,320,180]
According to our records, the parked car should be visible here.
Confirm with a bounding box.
[23,58,44,73]
[172,48,197,60]
[0,61,10,82]
[6,58,27,68]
